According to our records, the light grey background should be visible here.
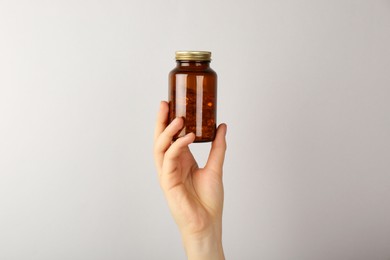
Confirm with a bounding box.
[1,0,389,259]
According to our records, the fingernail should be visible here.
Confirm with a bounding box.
[185,132,195,141]
[158,101,165,111]
[172,117,182,125]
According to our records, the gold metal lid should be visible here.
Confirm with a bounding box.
[175,51,212,61]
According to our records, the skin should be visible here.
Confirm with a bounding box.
[154,101,227,260]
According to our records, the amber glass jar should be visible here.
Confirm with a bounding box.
[168,51,217,142]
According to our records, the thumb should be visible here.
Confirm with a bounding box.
[205,124,227,174]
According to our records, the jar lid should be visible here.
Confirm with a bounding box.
[175,51,211,61]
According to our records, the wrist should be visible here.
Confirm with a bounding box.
[182,230,225,260]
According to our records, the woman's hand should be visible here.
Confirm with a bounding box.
[154,101,227,260]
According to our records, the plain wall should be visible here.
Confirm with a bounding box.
[1,0,390,259]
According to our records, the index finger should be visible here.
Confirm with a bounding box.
[154,101,169,141]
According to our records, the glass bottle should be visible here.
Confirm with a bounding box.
[168,51,217,142]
